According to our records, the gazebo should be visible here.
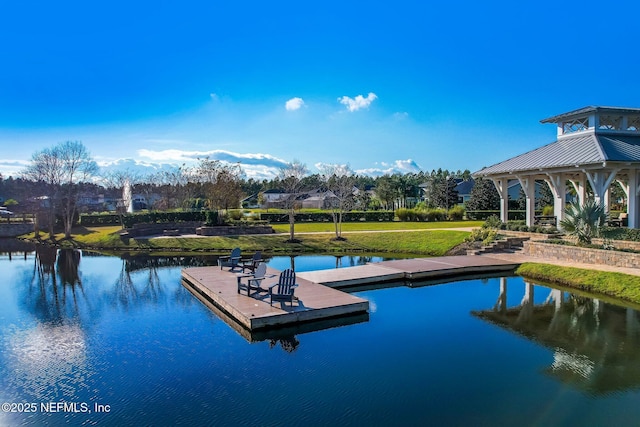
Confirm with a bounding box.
[473,106,640,228]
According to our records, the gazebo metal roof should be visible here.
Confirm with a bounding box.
[540,106,640,123]
[474,133,640,177]
[471,105,640,228]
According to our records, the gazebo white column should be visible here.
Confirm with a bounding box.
[545,173,566,227]
[491,178,509,223]
[569,176,586,205]
[584,170,619,207]
[516,175,536,227]
[628,170,640,228]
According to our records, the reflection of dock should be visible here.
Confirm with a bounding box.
[182,256,520,334]
[185,284,369,343]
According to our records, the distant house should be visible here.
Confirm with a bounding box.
[77,193,107,213]
[241,194,260,209]
[455,179,475,205]
[131,195,148,211]
[301,191,338,209]
[420,178,473,206]
[261,189,290,208]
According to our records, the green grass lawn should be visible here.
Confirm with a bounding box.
[270,220,482,233]
[517,263,640,304]
[27,226,469,256]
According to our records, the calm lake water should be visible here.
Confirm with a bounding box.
[1,245,640,426]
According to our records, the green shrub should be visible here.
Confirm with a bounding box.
[205,210,218,226]
[82,211,210,228]
[466,210,500,220]
[80,214,121,226]
[424,208,446,221]
[560,199,607,245]
[447,206,465,221]
[227,209,244,221]
[542,205,554,216]
[465,228,497,245]
[260,211,395,223]
[482,215,503,229]
[396,208,414,221]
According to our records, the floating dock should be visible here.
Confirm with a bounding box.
[297,256,519,288]
[181,256,520,336]
[181,266,369,332]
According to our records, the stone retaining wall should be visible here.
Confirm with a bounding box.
[0,223,35,237]
[581,237,640,252]
[123,222,274,237]
[523,241,640,269]
[125,222,202,237]
[196,225,274,236]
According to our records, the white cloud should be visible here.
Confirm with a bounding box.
[209,93,219,101]
[137,148,288,168]
[110,148,289,180]
[0,159,31,177]
[314,162,352,176]
[285,97,304,111]
[338,92,378,112]
[355,159,422,176]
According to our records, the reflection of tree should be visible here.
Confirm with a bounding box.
[141,258,163,303]
[24,246,88,324]
[173,282,195,308]
[269,336,300,353]
[121,254,219,272]
[113,261,138,308]
[56,249,86,317]
[57,249,81,286]
[565,295,601,339]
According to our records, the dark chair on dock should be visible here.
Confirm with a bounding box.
[240,251,263,273]
[268,269,298,306]
[218,247,242,271]
[237,263,274,296]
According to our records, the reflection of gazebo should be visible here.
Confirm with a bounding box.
[474,106,640,228]
[473,278,640,394]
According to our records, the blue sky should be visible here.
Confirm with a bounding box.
[2,0,640,179]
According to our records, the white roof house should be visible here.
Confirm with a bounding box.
[474,106,640,228]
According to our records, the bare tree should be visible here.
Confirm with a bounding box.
[23,147,63,238]
[320,164,356,240]
[278,160,308,242]
[24,141,97,239]
[195,158,244,222]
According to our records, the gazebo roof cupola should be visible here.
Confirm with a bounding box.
[541,106,640,139]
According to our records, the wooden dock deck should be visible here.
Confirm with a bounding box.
[297,256,519,288]
[181,266,369,332]
[181,256,521,337]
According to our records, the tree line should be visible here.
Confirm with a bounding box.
[0,141,477,240]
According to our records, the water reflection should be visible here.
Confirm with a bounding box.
[5,322,89,400]
[24,247,89,324]
[473,277,640,394]
[5,249,640,425]
[0,238,35,260]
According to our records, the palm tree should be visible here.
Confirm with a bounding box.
[559,199,608,245]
